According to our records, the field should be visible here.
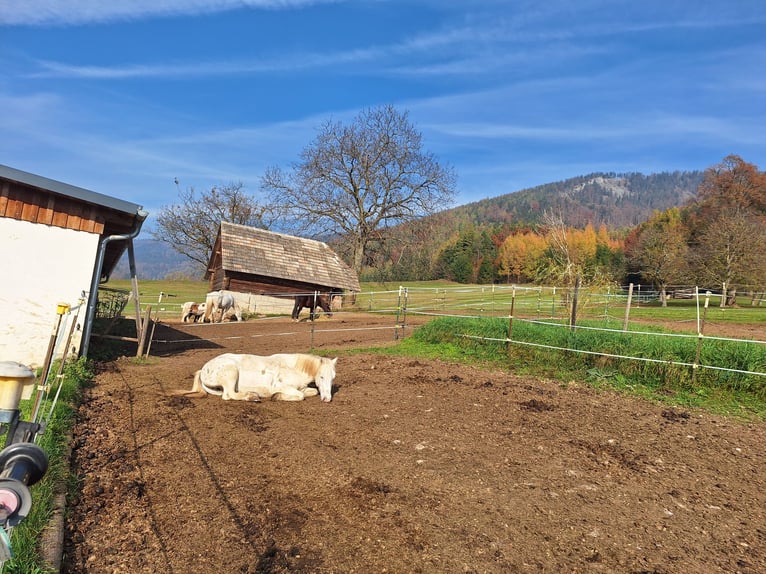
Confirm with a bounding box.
[59,304,766,573]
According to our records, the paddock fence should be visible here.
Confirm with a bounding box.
[104,283,766,383]
[386,283,766,385]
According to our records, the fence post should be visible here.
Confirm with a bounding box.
[507,286,516,357]
[569,276,581,331]
[309,291,318,351]
[395,286,403,341]
[401,287,408,339]
[623,283,634,331]
[692,288,711,385]
[136,306,152,357]
[551,286,556,318]
[537,287,542,319]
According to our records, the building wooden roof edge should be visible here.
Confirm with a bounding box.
[0,164,144,216]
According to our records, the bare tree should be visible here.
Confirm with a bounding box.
[261,105,456,274]
[689,207,766,301]
[152,182,272,274]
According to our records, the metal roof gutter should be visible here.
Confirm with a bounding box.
[80,208,149,357]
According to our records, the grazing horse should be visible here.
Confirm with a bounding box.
[203,291,242,323]
[171,353,337,402]
[292,293,333,321]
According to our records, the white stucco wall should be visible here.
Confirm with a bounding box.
[0,218,98,368]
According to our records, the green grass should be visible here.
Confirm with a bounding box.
[393,315,766,419]
[105,278,766,328]
[1,359,91,574]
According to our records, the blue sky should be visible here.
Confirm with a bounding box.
[2,0,765,227]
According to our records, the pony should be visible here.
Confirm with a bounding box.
[203,291,243,323]
[181,302,206,323]
[292,293,333,321]
[171,353,337,402]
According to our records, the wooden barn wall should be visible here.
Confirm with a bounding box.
[0,181,105,234]
[224,271,333,296]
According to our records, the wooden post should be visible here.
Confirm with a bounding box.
[623,283,634,331]
[309,291,318,351]
[507,286,516,356]
[536,287,542,319]
[136,306,152,358]
[569,276,581,331]
[551,286,556,318]
[720,282,727,308]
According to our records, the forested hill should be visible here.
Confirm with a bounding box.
[447,171,704,229]
[115,170,705,280]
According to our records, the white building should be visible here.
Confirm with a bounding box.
[0,165,147,368]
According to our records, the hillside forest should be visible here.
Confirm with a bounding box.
[340,155,765,299]
[124,155,766,303]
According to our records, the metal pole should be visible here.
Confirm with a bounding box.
[42,313,81,426]
[29,305,68,425]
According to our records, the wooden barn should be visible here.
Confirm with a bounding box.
[206,222,360,314]
[0,164,148,367]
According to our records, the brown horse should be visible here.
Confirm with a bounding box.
[292,293,332,321]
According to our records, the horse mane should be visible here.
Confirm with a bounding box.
[292,354,326,378]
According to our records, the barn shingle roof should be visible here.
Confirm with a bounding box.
[219,222,360,292]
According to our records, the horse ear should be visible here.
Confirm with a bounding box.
[332,358,338,365]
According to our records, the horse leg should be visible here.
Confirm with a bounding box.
[217,365,253,400]
[302,387,319,397]
[271,388,306,401]
[292,299,302,321]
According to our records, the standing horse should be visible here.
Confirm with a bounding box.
[203,291,242,323]
[292,293,333,321]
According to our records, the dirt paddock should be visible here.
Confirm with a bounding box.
[62,313,765,573]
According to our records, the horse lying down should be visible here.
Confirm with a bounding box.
[171,353,337,402]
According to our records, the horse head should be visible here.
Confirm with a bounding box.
[315,357,337,402]
[318,294,333,317]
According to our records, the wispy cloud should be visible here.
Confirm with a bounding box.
[0,0,344,26]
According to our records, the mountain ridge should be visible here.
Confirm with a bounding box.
[113,170,703,279]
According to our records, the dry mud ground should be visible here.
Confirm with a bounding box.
[62,313,765,574]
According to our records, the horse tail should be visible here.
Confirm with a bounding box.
[168,370,208,398]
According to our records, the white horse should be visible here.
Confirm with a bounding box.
[171,353,337,402]
[203,291,242,323]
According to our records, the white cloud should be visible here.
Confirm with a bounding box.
[0,0,344,26]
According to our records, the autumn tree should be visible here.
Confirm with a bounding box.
[624,208,690,305]
[261,105,456,275]
[152,182,272,274]
[497,232,547,283]
[687,155,766,303]
[693,155,766,222]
